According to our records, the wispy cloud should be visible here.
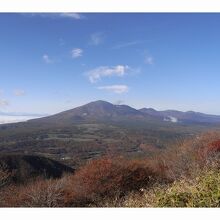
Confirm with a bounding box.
[71,48,83,58]
[112,40,145,49]
[145,55,154,65]
[97,85,129,94]
[144,50,154,65]
[59,13,85,20]
[14,89,25,97]
[25,13,85,20]
[90,32,104,46]
[0,99,9,107]
[86,65,129,83]
[42,54,53,64]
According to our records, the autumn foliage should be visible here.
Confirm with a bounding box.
[208,140,220,152]
[1,131,220,207]
[62,157,169,206]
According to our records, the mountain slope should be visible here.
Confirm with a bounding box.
[23,100,220,126]
[30,100,150,124]
[0,154,74,183]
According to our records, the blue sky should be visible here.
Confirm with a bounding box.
[1,13,220,116]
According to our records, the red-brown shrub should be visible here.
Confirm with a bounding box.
[156,132,220,180]
[63,157,169,206]
[1,177,67,207]
[208,140,220,152]
[197,139,220,165]
[194,132,220,161]
[3,132,220,207]
[0,156,170,207]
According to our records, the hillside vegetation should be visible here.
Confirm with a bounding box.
[0,154,74,184]
[1,131,220,207]
[1,101,220,169]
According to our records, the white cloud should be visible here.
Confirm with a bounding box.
[14,89,25,97]
[25,13,85,20]
[0,99,9,107]
[164,116,178,123]
[97,85,129,94]
[112,40,145,49]
[42,54,53,64]
[145,55,154,65]
[59,13,85,20]
[71,48,83,58]
[90,32,104,45]
[86,65,129,83]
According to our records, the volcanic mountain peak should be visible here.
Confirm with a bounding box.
[72,100,137,115]
[32,100,145,124]
[28,100,220,125]
[82,100,114,109]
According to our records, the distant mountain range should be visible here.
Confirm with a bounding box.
[139,108,220,124]
[29,100,220,125]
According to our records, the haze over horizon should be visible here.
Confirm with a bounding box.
[1,13,220,120]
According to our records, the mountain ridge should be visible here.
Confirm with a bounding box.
[0,154,74,183]
[139,107,220,124]
[27,100,220,125]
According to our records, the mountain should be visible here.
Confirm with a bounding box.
[1,100,220,168]
[139,108,220,124]
[28,100,220,125]
[1,100,220,133]
[30,100,151,125]
[0,154,74,183]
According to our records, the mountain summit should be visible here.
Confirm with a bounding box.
[32,100,146,124]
